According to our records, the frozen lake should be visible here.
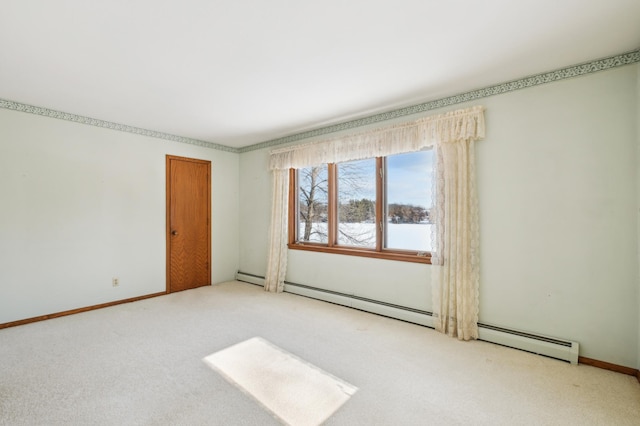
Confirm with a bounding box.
[300,223,432,252]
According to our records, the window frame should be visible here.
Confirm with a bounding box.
[287,156,432,264]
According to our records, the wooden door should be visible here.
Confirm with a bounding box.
[166,155,211,293]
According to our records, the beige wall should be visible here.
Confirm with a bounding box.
[1,60,637,369]
[239,64,639,367]
[0,109,240,324]
[477,65,637,367]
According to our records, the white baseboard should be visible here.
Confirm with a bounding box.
[477,326,579,365]
[235,271,579,364]
[234,272,265,286]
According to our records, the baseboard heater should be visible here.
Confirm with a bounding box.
[235,271,579,365]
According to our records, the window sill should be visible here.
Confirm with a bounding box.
[287,242,432,264]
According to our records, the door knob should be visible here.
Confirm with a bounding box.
[171,230,178,236]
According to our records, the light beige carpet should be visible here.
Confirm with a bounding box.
[204,337,357,425]
[1,281,639,425]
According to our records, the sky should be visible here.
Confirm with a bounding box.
[299,149,433,208]
[336,150,433,208]
[386,150,433,208]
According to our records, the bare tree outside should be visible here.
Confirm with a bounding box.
[337,159,376,247]
[296,151,432,251]
[297,160,377,246]
[298,165,328,243]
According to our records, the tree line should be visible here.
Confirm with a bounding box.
[387,203,429,224]
[301,198,430,224]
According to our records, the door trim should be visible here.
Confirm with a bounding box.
[166,155,212,293]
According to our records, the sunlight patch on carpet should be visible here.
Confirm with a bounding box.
[203,337,357,426]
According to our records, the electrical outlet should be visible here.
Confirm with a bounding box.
[112,277,119,287]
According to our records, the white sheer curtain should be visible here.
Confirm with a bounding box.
[265,106,485,340]
[431,139,480,340]
[269,106,485,170]
[264,169,289,292]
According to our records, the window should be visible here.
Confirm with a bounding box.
[289,150,433,264]
[384,150,432,252]
[297,164,329,244]
[337,158,377,248]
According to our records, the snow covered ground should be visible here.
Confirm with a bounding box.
[300,223,432,252]
[386,223,432,252]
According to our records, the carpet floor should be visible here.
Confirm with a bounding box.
[0,280,639,425]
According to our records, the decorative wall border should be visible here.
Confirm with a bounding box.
[239,48,640,153]
[1,49,638,154]
[0,98,238,153]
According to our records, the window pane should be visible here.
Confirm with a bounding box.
[298,166,328,243]
[337,159,376,248]
[385,150,433,251]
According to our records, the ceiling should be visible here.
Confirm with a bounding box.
[1,1,639,149]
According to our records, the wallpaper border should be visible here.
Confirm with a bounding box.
[0,99,237,153]
[1,49,638,154]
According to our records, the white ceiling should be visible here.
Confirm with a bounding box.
[1,1,639,149]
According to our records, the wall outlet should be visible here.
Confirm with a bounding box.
[112,277,119,287]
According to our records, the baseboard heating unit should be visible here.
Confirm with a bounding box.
[235,271,579,365]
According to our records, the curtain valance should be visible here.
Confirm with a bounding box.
[269,105,485,170]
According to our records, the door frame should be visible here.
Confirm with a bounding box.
[165,155,212,293]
